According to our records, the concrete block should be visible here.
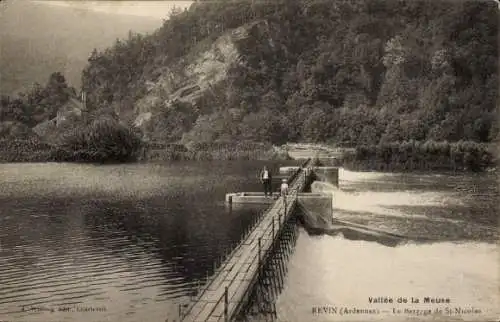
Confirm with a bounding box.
[279,166,300,175]
[225,192,279,204]
[313,166,339,186]
[297,193,334,228]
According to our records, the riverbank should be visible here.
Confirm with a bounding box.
[1,139,496,172]
[0,139,137,163]
[142,141,292,161]
[339,141,496,173]
[0,138,56,163]
[0,139,292,163]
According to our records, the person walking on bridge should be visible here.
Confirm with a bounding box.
[260,166,272,197]
[280,178,289,196]
[280,178,290,209]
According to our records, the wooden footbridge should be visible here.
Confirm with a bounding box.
[179,158,316,322]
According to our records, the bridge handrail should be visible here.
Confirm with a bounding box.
[180,158,312,321]
[196,196,300,321]
[286,158,311,184]
[205,191,298,320]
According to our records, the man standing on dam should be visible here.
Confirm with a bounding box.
[260,166,272,197]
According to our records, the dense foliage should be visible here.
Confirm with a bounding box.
[0,72,72,128]
[0,119,143,163]
[81,0,498,148]
[0,137,54,162]
[55,117,143,162]
[0,73,142,163]
[343,140,494,172]
[144,141,290,161]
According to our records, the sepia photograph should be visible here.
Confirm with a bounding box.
[0,0,498,321]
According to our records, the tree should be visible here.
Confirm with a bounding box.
[302,108,328,142]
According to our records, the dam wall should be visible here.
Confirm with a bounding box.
[296,193,334,230]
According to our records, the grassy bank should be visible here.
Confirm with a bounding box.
[341,140,496,172]
[1,119,143,163]
[2,138,495,171]
[142,141,291,161]
[0,139,291,163]
[0,138,55,162]
[0,138,141,164]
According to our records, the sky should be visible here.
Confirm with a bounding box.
[33,0,193,20]
[4,0,193,21]
[0,0,195,94]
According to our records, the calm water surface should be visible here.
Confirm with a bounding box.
[0,160,297,322]
[0,162,498,322]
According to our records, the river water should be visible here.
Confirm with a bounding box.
[0,162,498,322]
[0,160,294,322]
[276,168,499,322]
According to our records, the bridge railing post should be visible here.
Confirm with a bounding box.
[224,286,229,322]
[272,217,275,240]
[258,237,262,279]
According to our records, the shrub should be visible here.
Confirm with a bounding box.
[344,140,494,172]
[56,118,142,162]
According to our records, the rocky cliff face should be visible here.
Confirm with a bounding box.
[133,20,275,130]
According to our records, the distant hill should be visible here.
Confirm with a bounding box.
[0,0,162,96]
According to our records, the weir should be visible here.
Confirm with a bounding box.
[179,159,338,322]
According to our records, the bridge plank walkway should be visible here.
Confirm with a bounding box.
[181,160,311,322]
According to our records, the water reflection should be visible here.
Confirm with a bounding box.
[82,196,267,282]
[0,160,291,321]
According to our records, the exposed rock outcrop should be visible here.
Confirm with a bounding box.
[133,20,275,132]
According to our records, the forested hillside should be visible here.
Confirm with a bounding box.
[81,0,498,146]
[1,0,498,167]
